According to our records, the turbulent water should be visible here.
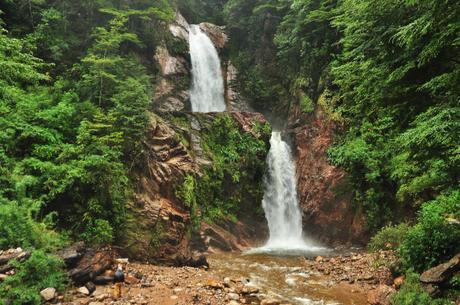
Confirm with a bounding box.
[248,131,324,255]
[189,24,226,112]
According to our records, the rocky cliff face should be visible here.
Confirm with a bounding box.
[289,107,368,246]
[119,112,270,264]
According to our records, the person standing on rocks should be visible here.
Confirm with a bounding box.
[113,264,125,299]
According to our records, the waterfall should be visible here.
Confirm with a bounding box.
[247,131,325,255]
[262,131,305,248]
[189,24,226,112]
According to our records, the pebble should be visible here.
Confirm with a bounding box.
[40,287,56,301]
[77,286,90,296]
[227,292,239,300]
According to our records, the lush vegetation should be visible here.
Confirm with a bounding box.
[177,114,270,231]
[1,0,459,303]
[210,0,459,303]
[0,0,174,302]
[0,251,68,305]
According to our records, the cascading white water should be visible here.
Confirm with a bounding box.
[189,24,226,112]
[247,131,325,255]
[263,131,305,248]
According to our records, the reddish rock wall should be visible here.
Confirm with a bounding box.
[290,107,369,246]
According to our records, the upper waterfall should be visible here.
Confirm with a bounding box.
[189,24,226,112]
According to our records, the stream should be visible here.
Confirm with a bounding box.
[209,252,368,305]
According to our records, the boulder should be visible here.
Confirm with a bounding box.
[367,285,395,305]
[68,250,113,284]
[40,287,56,301]
[420,253,460,284]
[175,252,209,269]
[85,281,96,294]
[56,241,85,268]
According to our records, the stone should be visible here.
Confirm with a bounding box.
[241,286,259,294]
[228,301,240,305]
[125,274,140,285]
[80,299,90,305]
[85,281,96,294]
[393,275,405,288]
[315,256,324,263]
[154,47,187,76]
[68,250,113,284]
[77,286,90,296]
[422,283,441,297]
[0,274,7,281]
[206,279,224,289]
[291,105,367,245]
[420,253,460,284]
[95,293,109,301]
[227,292,239,300]
[260,299,281,305]
[367,285,395,305]
[88,302,104,305]
[223,277,232,287]
[176,252,209,269]
[40,287,56,301]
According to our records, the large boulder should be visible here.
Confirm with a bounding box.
[420,253,460,284]
[68,250,113,284]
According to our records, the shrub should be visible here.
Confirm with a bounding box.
[79,219,114,245]
[369,223,410,251]
[300,95,315,114]
[391,272,448,305]
[399,191,460,272]
[0,251,68,305]
[0,200,65,251]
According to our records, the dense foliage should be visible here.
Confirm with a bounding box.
[0,251,68,305]
[177,115,270,230]
[1,0,459,303]
[208,0,459,302]
[0,1,173,302]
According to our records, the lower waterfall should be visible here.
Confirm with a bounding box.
[247,131,324,255]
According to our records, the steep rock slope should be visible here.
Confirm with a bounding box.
[290,107,368,246]
[119,112,270,263]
